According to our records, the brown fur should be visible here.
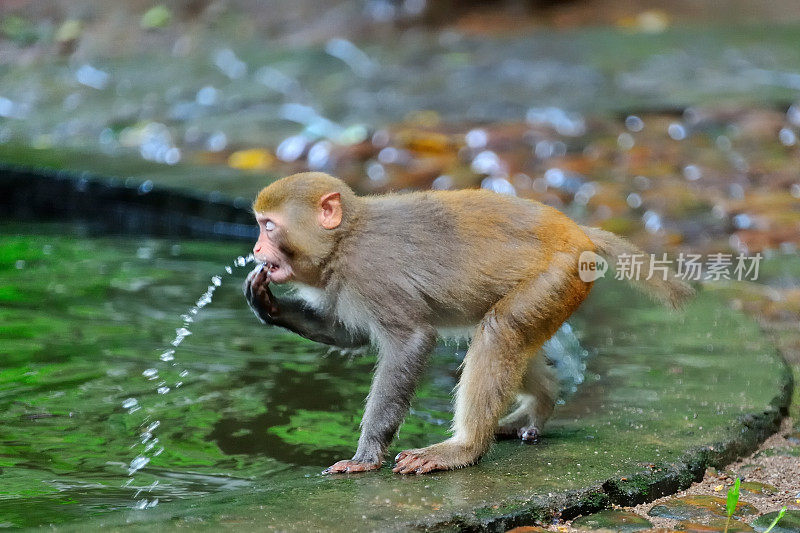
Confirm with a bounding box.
[244,172,694,475]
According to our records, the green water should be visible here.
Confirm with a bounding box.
[0,223,458,527]
[0,223,786,530]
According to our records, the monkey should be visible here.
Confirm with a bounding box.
[242,172,693,475]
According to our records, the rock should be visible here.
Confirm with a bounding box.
[676,518,755,532]
[785,431,800,445]
[740,481,778,495]
[751,510,800,533]
[572,509,653,531]
[648,495,759,521]
[506,527,550,533]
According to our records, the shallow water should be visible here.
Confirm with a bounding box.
[0,223,584,527]
[0,223,785,530]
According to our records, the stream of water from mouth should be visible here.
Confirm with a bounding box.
[122,254,255,510]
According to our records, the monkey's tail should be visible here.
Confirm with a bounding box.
[580,225,695,310]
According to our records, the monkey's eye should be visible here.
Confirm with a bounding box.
[264,220,275,231]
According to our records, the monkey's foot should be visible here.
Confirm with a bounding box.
[496,424,542,443]
[392,440,480,475]
[322,459,380,474]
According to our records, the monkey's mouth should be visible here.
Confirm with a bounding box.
[263,261,292,283]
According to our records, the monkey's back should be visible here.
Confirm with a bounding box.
[340,189,593,324]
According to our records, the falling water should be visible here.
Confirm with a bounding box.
[122,253,255,510]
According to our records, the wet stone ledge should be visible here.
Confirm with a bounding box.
[0,164,257,241]
[50,283,792,532]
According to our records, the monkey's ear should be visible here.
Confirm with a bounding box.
[318,192,343,229]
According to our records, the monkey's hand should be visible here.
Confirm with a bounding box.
[243,264,370,349]
[243,264,279,323]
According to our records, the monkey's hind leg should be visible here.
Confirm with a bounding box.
[393,252,591,474]
[496,354,558,443]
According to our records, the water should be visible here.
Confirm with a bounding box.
[123,253,254,509]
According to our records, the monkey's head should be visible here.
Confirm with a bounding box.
[252,172,359,285]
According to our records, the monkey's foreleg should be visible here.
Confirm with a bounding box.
[394,252,592,474]
[323,327,436,474]
[243,265,368,349]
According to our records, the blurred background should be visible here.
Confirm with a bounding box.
[1,0,800,254]
[1,2,800,529]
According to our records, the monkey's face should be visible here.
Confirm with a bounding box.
[252,189,345,286]
[253,213,295,284]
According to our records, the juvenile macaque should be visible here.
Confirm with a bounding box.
[243,172,692,474]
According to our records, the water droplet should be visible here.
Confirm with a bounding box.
[157,386,170,394]
[142,368,158,379]
[733,213,752,229]
[626,193,642,209]
[617,132,634,150]
[205,131,227,152]
[465,128,488,149]
[683,165,702,181]
[544,168,565,187]
[179,370,189,377]
[122,398,138,409]
[213,48,247,79]
[431,175,453,190]
[196,86,218,106]
[159,349,175,362]
[225,266,233,274]
[128,456,150,475]
[471,150,504,176]
[480,177,516,196]
[276,135,307,162]
[715,135,732,151]
[75,64,109,90]
[136,247,153,260]
[324,38,376,77]
[146,421,161,432]
[779,127,797,146]
[138,180,154,194]
[643,210,662,233]
[236,256,246,267]
[787,104,800,127]
[625,115,644,132]
[668,123,686,140]
[164,147,181,165]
